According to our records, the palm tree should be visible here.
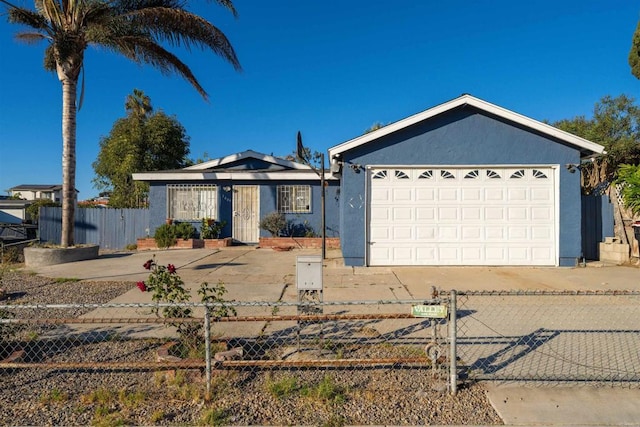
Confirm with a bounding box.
[2,0,241,247]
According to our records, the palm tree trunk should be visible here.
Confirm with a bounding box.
[60,77,77,247]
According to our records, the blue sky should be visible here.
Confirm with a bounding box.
[1,0,638,199]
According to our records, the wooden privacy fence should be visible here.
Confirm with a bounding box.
[38,207,149,250]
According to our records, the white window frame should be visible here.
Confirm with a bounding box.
[277,185,311,213]
[167,184,217,220]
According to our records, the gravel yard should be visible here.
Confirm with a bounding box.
[0,270,503,426]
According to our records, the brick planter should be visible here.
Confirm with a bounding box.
[136,238,205,251]
[259,237,340,250]
[204,238,233,248]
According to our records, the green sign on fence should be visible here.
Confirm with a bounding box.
[411,304,448,318]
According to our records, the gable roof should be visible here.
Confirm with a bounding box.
[133,149,336,181]
[328,94,605,158]
[184,149,312,171]
[10,184,62,192]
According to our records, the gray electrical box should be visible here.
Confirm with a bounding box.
[296,255,323,290]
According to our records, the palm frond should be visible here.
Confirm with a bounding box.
[15,31,49,44]
[7,7,51,32]
[125,8,241,70]
[107,34,208,99]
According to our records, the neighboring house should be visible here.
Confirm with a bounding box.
[133,150,340,243]
[134,95,605,267]
[329,94,604,267]
[0,198,33,223]
[9,184,63,202]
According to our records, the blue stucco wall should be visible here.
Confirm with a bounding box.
[147,180,340,240]
[259,181,340,238]
[338,107,582,266]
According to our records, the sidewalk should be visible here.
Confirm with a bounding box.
[24,246,640,426]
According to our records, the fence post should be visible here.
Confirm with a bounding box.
[204,308,212,397]
[449,289,457,395]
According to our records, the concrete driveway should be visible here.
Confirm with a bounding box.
[26,246,640,296]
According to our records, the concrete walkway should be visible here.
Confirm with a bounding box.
[23,246,640,426]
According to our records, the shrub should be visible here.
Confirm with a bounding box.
[201,218,226,239]
[137,257,236,352]
[25,199,60,223]
[259,212,287,237]
[174,222,196,240]
[153,224,177,248]
[616,164,640,215]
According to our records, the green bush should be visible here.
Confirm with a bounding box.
[616,164,640,215]
[153,224,177,248]
[174,222,196,240]
[25,199,60,223]
[200,218,226,239]
[259,212,287,237]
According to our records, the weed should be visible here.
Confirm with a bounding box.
[117,389,145,408]
[91,409,126,427]
[322,414,346,427]
[303,376,347,405]
[149,410,165,423]
[39,388,68,405]
[125,243,137,251]
[200,407,228,426]
[266,375,299,399]
[81,387,114,405]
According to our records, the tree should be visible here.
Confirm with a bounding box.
[3,0,241,247]
[616,164,640,215]
[630,20,640,79]
[93,90,191,208]
[553,94,640,192]
[363,122,386,134]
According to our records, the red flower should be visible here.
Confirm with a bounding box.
[136,281,147,292]
[167,264,176,274]
[143,259,153,270]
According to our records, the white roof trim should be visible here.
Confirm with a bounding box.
[184,149,312,170]
[132,171,336,181]
[328,94,605,157]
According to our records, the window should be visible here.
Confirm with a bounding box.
[372,170,388,179]
[418,170,433,179]
[464,170,479,179]
[394,170,409,179]
[167,184,217,220]
[278,185,311,213]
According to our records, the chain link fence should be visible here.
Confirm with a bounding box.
[0,298,453,395]
[3,290,639,402]
[456,290,640,386]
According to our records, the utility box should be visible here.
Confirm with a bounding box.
[296,255,323,290]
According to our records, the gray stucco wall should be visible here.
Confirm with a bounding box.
[338,107,582,267]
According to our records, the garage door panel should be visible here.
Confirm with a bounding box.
[416,188,435,201]
[531,207,552,220]
[438,207,458,220]
[507,207,528,220]
[416,207,435,220]
[392,207,412,221]
[393,227,412,240]
[371,207,390,221]
[368,166,556,266]
[485,188,505,201]
[371,188,390,201]
[485,207,505,220]
[507,226,528,239]
[370,227,390,240]
[417,226,436,240]
[438,188,458,201]
[461,226,482,239]
[461,207,481,220]
[438,226,458,240]
[462,188,482,201]
[392,188,412,202]
[508,188,528,201]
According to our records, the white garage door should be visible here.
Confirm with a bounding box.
[368,167,557,266]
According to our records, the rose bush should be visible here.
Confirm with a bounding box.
[137,257,236,354]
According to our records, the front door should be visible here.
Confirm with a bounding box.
[232,185,259,243]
